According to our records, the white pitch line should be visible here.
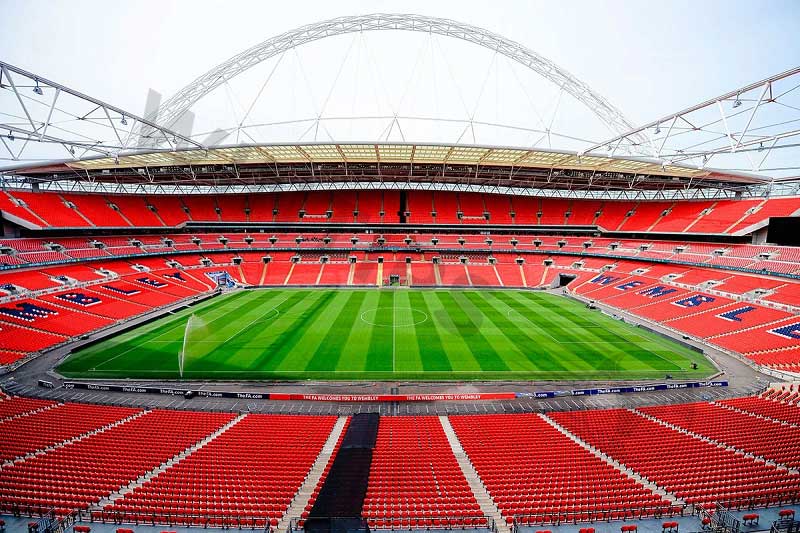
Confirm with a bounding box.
[392,299,396,372]
[93,320,187,371]
[91,291,255,370]
[81,368,691,374]
[221,300,285,343]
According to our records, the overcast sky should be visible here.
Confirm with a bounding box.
[1,0,798,144]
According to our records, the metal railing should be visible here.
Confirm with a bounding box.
[508,504,689,530]
[81,509,273,531]
[290,515,496,531]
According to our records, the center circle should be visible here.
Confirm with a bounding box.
[359,307,428,327]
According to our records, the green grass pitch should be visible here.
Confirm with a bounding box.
[57,288,716,381]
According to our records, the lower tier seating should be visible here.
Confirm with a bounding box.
[0,402,139,462]
[640,402,800,470]
[449,414,671,524]
[0,397,797,526]
[550,409,800,509]
[105,414,337,527]
[720,393,800,426]
[0,409,232,515]
[363,417,483,528]
[0,396,54,421]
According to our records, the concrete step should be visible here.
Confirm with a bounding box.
[541,413,685,505]
[439,415,510,533]
[2,409,148,470]
[93,413,247,509]
[277,416,349,532]
[632,409,800,475]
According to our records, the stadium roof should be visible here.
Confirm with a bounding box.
[0,142,770,194]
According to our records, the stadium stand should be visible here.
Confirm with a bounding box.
[8,191,796,233]
[0,189,799,373]
[363,417,483,527]
[0,409,232,515]
[105,414,336,527]
[449,413,672,525]
[550,409,800,509]
[0,396,796,529]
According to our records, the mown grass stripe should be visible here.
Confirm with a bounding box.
[465,291,570,372]
[434,292,510,372]
[246,290,334,371]
[335,290,381,371]
[451,291,537,372]
[304,291,367,371]
[66,290,255,373]
[392,290,425,372]
[407,291,451,372]
[364,291,394,372]
[502,291,620,371]
[510,291,680,371]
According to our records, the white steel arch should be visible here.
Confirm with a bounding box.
[150,13,645,146]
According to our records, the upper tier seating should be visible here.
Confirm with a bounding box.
[5,191,89,227]
[449,414,671,524]
[62,194,130,227]
[550,409,800,509]
[2,190,795,233]
[106,195,164,226]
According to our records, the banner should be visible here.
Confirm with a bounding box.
[268,393,517,402]
[62,381,727,401]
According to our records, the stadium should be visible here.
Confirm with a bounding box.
[0,3,799,533]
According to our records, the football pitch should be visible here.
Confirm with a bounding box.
[57,288,715,381]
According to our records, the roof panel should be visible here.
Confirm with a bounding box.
[298,144,343,161]
[47,142,766,188]
[412,145,452,161]
[341,144,379,160]
[376,144,413,161]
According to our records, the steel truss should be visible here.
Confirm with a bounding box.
[4,178,785,201]
[585,67,800,181]
[0,61,204,163]
[146,13,644,146]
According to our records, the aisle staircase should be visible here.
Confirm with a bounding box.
[439,416,509,533]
